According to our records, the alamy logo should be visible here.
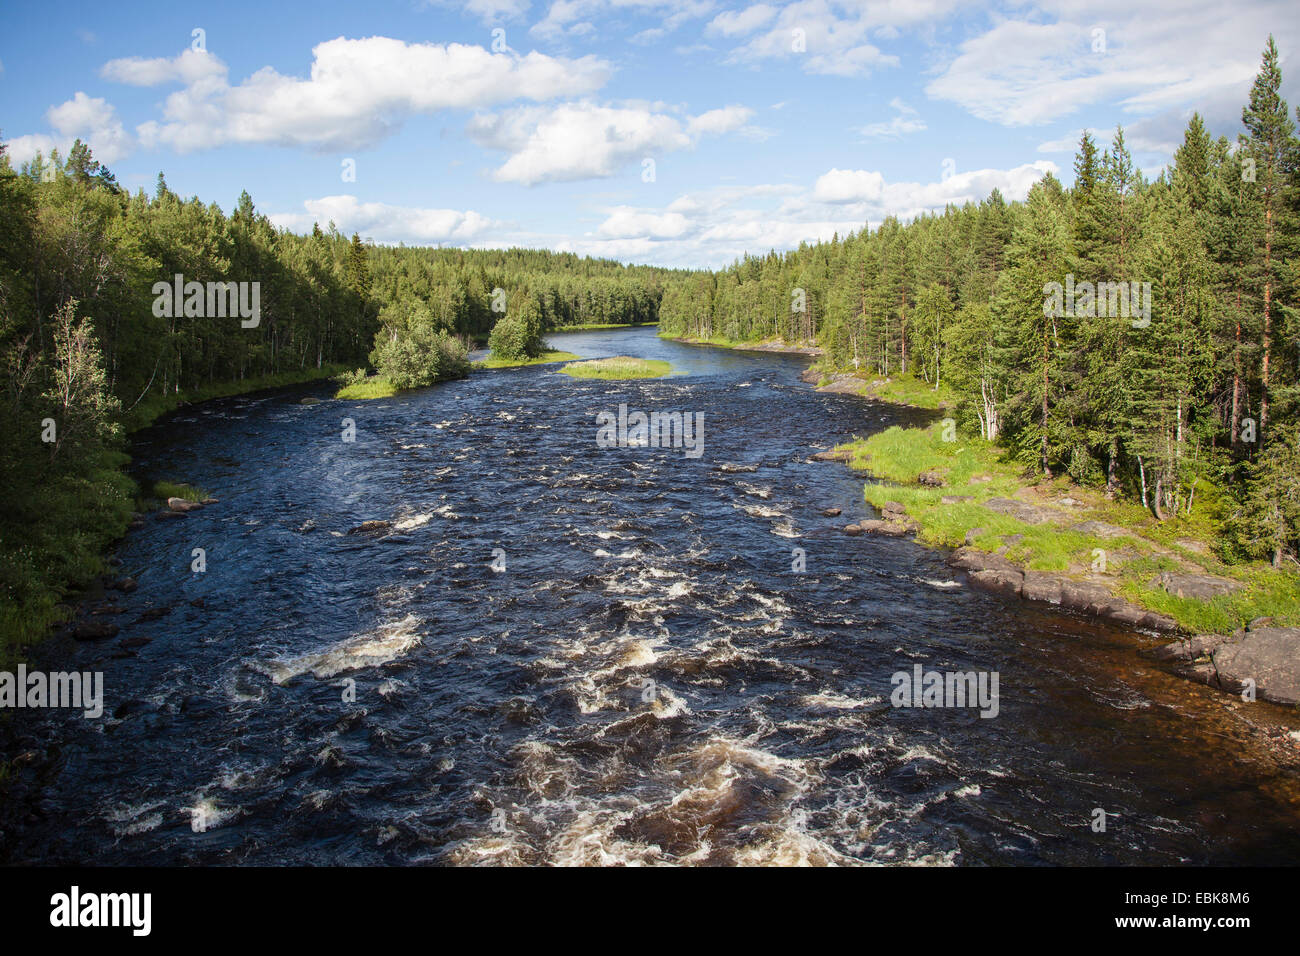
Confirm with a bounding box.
[0,665,103,718]
[50,886,151,936]
[595,403,704,458]
[890,664,1000,718]
[1043,274,1151,328]
[152,274,261,328]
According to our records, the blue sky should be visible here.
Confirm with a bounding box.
[2,0,1296,268]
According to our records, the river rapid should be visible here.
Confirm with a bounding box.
[3,326,1298,865]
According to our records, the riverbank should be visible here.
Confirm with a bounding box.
[1,365,350,664]
[813,404,1300,707]
[657,330,823,356]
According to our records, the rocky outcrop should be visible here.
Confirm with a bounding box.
[1154,572,1244,601]
[810,449,853,463]
[1154,625,1300,706]
[981,497,1062,525]
[946,546,1177,632]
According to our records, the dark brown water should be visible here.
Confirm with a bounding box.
[3,327,1298,865]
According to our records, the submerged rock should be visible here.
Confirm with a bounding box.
[347,520,392,535]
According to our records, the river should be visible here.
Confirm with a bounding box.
[3,326,1298,865]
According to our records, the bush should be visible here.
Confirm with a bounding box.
[370,327,469,390]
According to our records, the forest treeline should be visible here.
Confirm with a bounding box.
[0,139,683,650]
[660,37,1300,569]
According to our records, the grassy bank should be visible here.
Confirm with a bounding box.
[473,350,580,370]
[558,356,673,379]
[124,364,349,432]
[836,422,1300,634]
[552,321,659,332]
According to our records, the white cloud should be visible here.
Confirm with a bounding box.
[813,161,1059,220]
[468,101,755,184]
[108,37,610,153]
[101,48,226,86]
[706,4,779,37]
[927,0,1300,127]
[7,92,132,165]
[857,97,925,139]
[269,195,495,244]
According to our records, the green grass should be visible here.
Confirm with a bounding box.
[551,322,659,332]
[837,422,1300,633]
[125,364,350,431]
[557,356,674,379]
[335,375,399,400]
[474,350,581,370]
[151,480,208,502]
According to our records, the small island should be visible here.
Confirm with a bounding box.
[557,356,673,379]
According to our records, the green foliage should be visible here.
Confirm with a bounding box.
[558,356,673,379]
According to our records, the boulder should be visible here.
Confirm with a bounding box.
[842,524,863,536]
[857,519,913,537]
[822,508,842,517]
[880,501,907,520]
[1211,627,1300,706]
[108,576,137,593]
[167,497,203,513]
[1155,572,1244,601]
[917,469,945,487]
[811,449,853,463]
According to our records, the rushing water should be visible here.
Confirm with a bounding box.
[3,326,1299,866]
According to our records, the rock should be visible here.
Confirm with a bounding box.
[300,397,322,405]
[968,568,1025,598]
[982,497,1061,525]
[167,497,203,513]
[1248,616,1275,630]
[156,510,186,520]
[1071,520,1129,539]
[917,469,945,487]
[297,519,317,533]
[1151,633,1229,663]
[1211,627,1300,706]
[822,508,842,517]
[843,524,863,536]
[347,520,392,535]
[1021,572,1064,605]
[947,546,1021,575]
[811,449,852,463]
[134,606,171,623]
[1155,572,1244,601]
[941,495,973,505]
[880,501,907,519]
[201,497,219,505]
[91,605,124,615]
[108,576,137,593]
[119,636,153,649]
[856,519,913,537]
[970,475,993,484]
[72,620,120,641]
[963,527,986,546]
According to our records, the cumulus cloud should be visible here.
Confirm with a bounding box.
[105,37,610,153]
[467,102,755,184]
[812,161,1058,219]
[6,91,132,165]
[269,195,495,244]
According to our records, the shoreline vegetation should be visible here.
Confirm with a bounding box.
[558,356,673,379]
[686,329,1300,704]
